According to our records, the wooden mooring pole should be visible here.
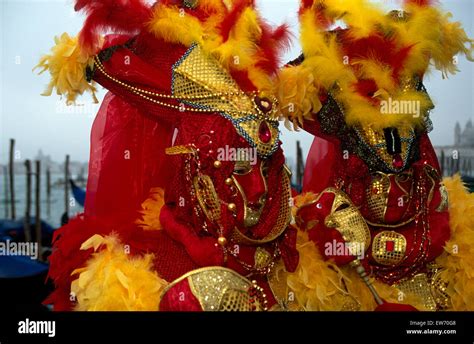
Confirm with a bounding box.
[24,160,32,242]
[63,155,70,224]
[3,166,8,218]
[35,160,42,261]
[9,139,15,219]
[46,167,51,217]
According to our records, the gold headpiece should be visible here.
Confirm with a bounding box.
[172,44,280,157]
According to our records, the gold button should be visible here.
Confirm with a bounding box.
[217,237,227,246]
[227,203,237,212]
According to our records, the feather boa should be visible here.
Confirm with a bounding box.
[71,234,168,311]
[435,175,474,311]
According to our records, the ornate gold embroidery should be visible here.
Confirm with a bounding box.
[172,44,280,157]
[193,174,222,224]
[254,247,273,270]
[395,273,437,311]
[356,125,415,171]
[428,264,451,309]
[372,231,407,266]
[436,184,449,213]
[165,145,197,156]
[161,267,268,311]
[366,172,391,224]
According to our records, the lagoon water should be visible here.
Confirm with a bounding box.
[0,173,84,229]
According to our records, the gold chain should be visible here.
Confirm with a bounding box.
[93,56,258,115]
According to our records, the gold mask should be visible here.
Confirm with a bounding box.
[315,188,371,257]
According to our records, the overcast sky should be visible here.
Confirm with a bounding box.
[1,0,473,164]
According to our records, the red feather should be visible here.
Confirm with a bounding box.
[255,22,291,74]
[299,0,332,28]
[75,0,152,53]
[300,0,315,12]
[219,0,254,41]
[403,0,435,6]
[341,32,413,82]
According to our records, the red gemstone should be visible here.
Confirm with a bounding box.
[258,121,271,143]
[392,154,403,169]
[386,241,395,252]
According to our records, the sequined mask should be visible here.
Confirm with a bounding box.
[231,159,268,228]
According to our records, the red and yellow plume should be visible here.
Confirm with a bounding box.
[36,0,290,104]
[277,0,473,130]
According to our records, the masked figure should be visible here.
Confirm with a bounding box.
[276,0,474,311]
[37,0,299,311]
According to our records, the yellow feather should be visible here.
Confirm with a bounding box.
[71,234,168,311]
[278,0,470,130]
[274,65,321,127]
[147,5,205,46]
[210,7,261,71]
[147,3,274,90]
[353,59,397,93]
[323,0,389,39]
[34,33,98,105]
[435,175,474,310]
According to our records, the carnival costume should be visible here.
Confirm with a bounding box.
[276,0,474,311]
[37,0,299,311]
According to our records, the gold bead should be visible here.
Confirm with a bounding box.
[217,236,227,246]
[213,160,222,168]
[227,203,237,212]
[225,178,233,186]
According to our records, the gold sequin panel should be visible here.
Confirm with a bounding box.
[162,267,265,311]
[357,125,415,170]
[394,273,437,311]
[371,231,407,266]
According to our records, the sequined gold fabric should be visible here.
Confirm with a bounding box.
[436,184,449,212]
[395,273,437,311]
[165,145,196,156]
[428,264,451,309]
[172,44,279,157]
[366,172,391,223]
[254,247,273,270]
[322,188,371,255]
[372,231,407,266]
[356,125,415,170]
[162,267,265,311]
[193,174,222,224]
